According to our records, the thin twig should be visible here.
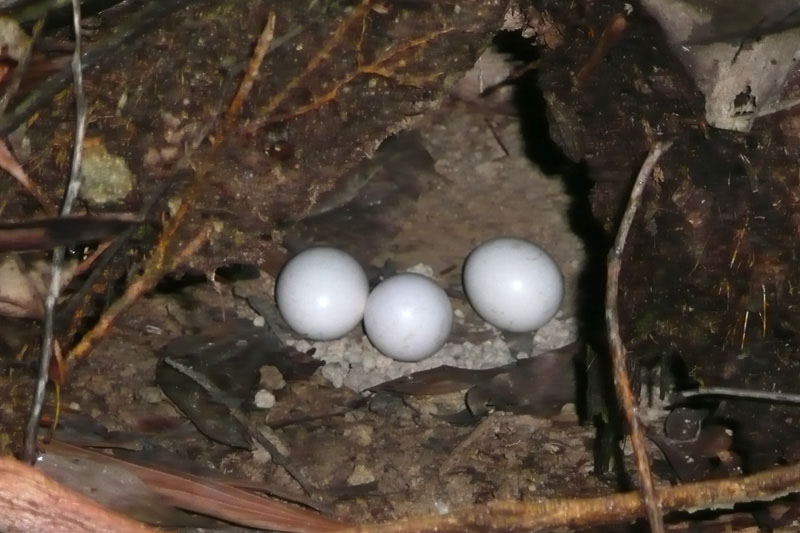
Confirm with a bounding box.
[68,224,211,361]
[23,0,88,464]
[344,457,800,532]
[225,11,276,127]
[245,0,374,133]
[676,387,800,404]
[606,140,673,533]
[57,184,168,330]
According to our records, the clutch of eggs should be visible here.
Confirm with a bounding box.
[275,237,563,362]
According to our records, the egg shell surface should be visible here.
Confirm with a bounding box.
[463,237,564,332]
[276,247,369,341]
[364,273,453,362]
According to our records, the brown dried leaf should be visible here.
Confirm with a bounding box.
[0,455,157,533]
[43,440,349,532]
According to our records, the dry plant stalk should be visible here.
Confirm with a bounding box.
[226,11,277,128]
[24,0,89,463]
[68,222,211,361]
[342,458,800,532]
[606,141,673,532]
[245,0,375,132]
[245,0,451,130]
[0,456,157,533]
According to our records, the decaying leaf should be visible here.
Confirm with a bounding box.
[37,449,213,528]
[41,440,349,532]
[372,343,581,419]
[157,318,322,447]
[0,454,157,533]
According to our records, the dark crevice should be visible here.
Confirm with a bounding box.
[491,30,627,481]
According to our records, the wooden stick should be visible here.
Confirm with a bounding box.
[606,140,673,532]
[677,386,800,404]
[344,456,800,532]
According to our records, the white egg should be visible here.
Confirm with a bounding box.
[364,273,453,362]
[463,237,564,332]
[275,247,369,341]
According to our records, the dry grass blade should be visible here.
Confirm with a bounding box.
[606,140,674,533]
[162,355,318,496]
[150,473,347,532]
[677,387,800,404]
[0,455,157,533]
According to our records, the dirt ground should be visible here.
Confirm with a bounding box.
[8,1,798,529]
[53,52,624,531]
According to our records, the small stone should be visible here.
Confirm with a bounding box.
[251,444,272,464]
[259,365,285,391]
[253,389,276,409]
[159,145,179,162]
[347,464,375,485]
[560,403,577,417]
[321,361,347,388]
[142,147,160,168]
[137,386,163,404]
[343,424,374,446]
[406,263,435,277]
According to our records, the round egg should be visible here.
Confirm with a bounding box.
[364,273,453,362]
[275,246,369,341]
[463,237,564,332]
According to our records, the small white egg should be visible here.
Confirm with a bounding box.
[463,237,564,332]
[276,247,369,341]
[364,273,453,362]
